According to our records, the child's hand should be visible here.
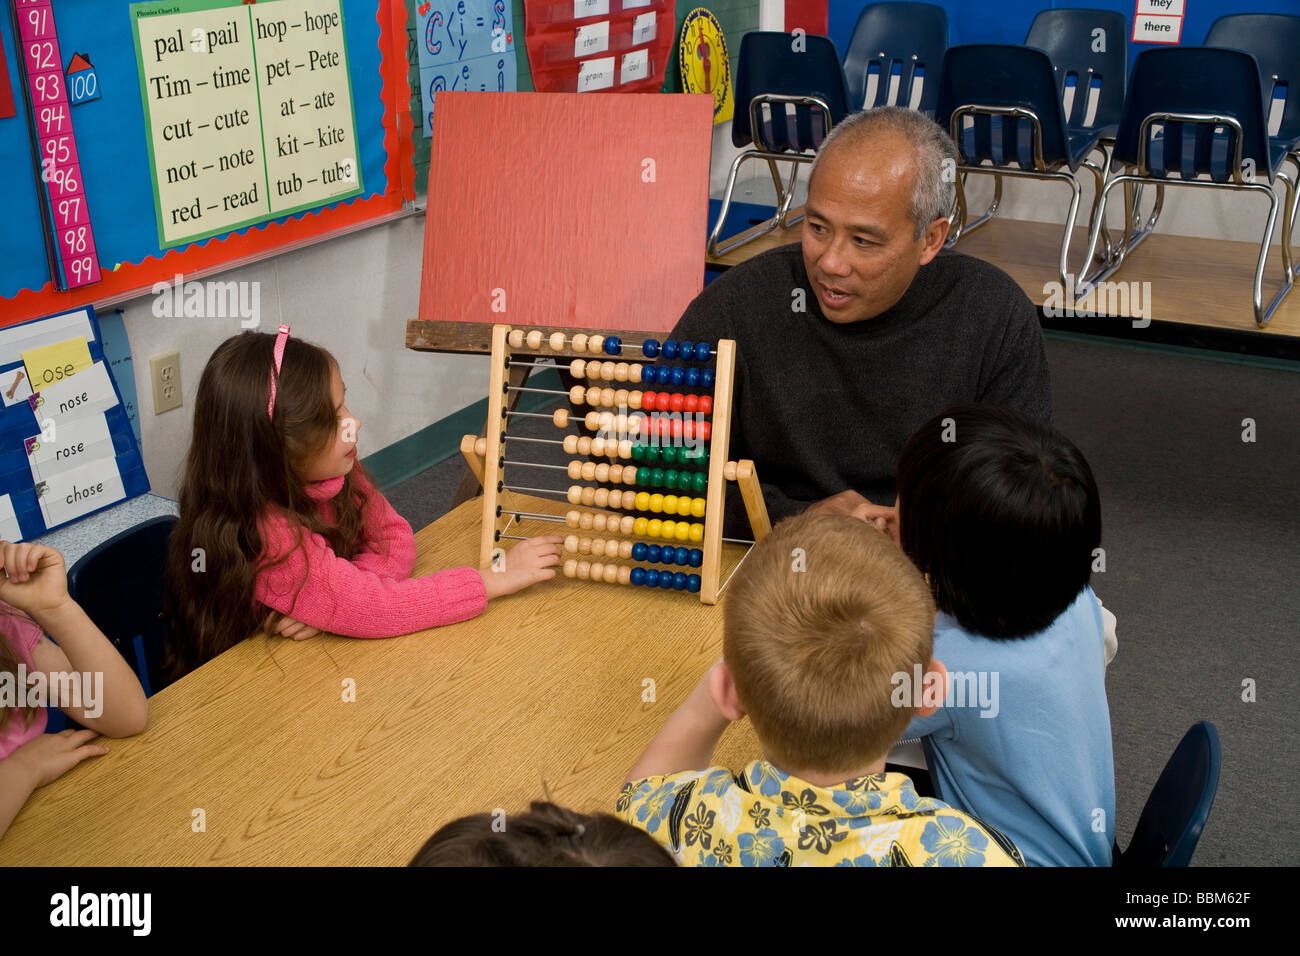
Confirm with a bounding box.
[264,611,324,641]
[0,541,70,617]
[480,536,563,599]
[5,729,109,790]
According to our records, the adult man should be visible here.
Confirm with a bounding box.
[672,107,1052,538]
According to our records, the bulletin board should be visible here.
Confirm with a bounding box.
[0,0,414,326]
[0,306,148,542]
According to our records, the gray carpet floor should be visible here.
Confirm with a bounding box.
[383,332,1300,866]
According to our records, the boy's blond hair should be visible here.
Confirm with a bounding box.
[724,512,937,774]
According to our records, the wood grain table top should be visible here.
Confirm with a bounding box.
[0,495,761,865]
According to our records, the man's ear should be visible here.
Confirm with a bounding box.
[917,217,950,266]
[710,659,748,721]
[916,657,948,718]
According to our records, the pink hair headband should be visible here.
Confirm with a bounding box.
[267,324,291,419]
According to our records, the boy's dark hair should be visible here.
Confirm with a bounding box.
[408,802,677,867]
[896,403,1101,639]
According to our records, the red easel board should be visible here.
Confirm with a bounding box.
[418,91,712,334]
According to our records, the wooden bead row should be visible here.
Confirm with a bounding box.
[567,385,642,409]
[564,509,637,534]
[571,360,644,384]
[562,559,631,584]
[562,434,635,459]
[564,534,635,560]
[552,408,644,435]
[567,460,635,483]
[507,328,613,356]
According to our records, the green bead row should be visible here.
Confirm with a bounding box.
[630,443,709,468]
[634,467,709,492]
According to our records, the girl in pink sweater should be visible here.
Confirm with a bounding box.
[163,328,560,679]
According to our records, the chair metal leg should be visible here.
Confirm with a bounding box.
[707,150,813,258]
[950,171,1003,242]
[1254,171,1295,328]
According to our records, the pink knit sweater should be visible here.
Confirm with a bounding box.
[253,473,486,637]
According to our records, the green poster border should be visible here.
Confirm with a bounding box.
[130,0,365,251]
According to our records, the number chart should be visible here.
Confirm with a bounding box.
[12,0,102,291]
[130,0,365,248]
[415,0,517,137]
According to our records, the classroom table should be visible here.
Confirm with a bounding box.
[0,494,763,865]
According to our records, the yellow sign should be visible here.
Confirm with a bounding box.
[22,336,92,392]
[679,9,733,125]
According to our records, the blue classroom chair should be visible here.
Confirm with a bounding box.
[1081,47,1295,328]
[707,32,850,257]
[1025,9,1146,268]
[937,44,1110,285]
[842,3,948,114]
[66,515,179,700]
[1204,14,1300,274]
[1115,721,1221,867]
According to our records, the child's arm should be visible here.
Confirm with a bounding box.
[257,515,561,638]
[0,729,108,839]
[347,473,417,580]
[0,543,147,737]
[626,662,732,782]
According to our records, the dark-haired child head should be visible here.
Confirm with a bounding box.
[896,403,1101,638]
[409,802,677,867]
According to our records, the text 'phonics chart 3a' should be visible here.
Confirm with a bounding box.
[130,0,364,249]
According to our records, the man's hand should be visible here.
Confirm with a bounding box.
[807,490,899,544]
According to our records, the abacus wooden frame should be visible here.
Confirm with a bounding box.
[460,324,772,604]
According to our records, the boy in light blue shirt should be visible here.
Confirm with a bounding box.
[895,403,1116,866]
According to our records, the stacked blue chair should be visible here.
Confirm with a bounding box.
[1115,721,1221,867]
[1025,9,1149,267]
[1081,47,1295,328]
[708,32,850,257]
[1204,14,1300,280]
[937,44,1110,285]
[842,3,948,114]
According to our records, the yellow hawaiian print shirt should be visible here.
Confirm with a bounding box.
[617,761,1025,867]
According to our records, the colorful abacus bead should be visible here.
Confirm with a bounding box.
[662,340,678,360]
[694,342,711,361]
[642,339,660,358]
[603,336,622,355]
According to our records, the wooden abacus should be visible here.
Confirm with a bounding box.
[459,324,772,603]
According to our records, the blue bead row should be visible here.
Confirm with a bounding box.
[629,567,702,592]
[631,543,704,567]
[640,339,714,362]
[641,365,716,387]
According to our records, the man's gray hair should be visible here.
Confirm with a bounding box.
[809,106,958,240]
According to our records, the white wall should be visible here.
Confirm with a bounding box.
[123,213,488,498]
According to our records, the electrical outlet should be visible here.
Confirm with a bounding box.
[150,351,182,414]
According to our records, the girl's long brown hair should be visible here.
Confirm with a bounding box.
[162,331,372,680]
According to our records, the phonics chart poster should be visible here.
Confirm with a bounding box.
[130,0,365,248]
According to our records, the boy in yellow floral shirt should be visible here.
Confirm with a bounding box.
[617,512,1024,867]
